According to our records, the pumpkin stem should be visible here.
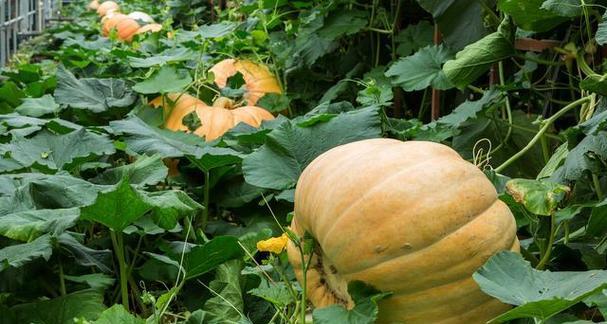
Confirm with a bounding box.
[213,97,235,109]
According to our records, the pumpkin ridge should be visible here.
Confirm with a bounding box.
[317,155,480,253]
[337,197,503,278]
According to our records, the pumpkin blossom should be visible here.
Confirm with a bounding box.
[257,233,289,254]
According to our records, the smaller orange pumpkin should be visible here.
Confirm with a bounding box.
[97,1,120,17]
[209,59,282,105]
[150,93,274,141]
[88,0,100,10]
[101,12,127,36]
[114,18,142,42]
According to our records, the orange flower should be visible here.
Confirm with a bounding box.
[256,233,288,254]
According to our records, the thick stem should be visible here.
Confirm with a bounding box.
[536,213,556,270]
[111,230,130,311]
[592,174,604,201]
[58,260,66,296]
[495,96,592,172]
[201,170,211,230]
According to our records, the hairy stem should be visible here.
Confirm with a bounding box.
[111,230,129,311]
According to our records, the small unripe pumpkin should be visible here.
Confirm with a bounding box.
[97,1,119,17]
[209,59,281,105]
[135,23,162,36]
[127,11,154,24]
[287,138,520,324]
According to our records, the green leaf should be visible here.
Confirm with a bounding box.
[64,273,115,290]
[596,14,607,45]
[15,94,61,117]
[395,21,434,57]
[91,154,168,187]
[474,251,607,323]
[80,178,151,232]
[132,66,193,94]
[505,179,570,216]
[242,106,381,190]
[183,236,244,280]
[54,66,136,113]
[540,0,582,17]
[248,280,293,307]
[579,76,607,96]
[58,233,112,273]
[385,45,453,91]
[0,208,80,241]
[537,143,569,179]
[312,281,391,324]
[256,93,290,113]
[498,0,569,32]
[142,190,202,230]
[129,47,196,68]
[0,234,53,271]
[416,0,488,50]
[5,128,115,171]
[550,132,607,182]
[199,22,239,38]
[11,289,106,324]
[202,260,244,323]
[92,304,144,324]
[443,18,515,88]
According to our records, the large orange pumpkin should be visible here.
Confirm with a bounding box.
[209,59,281,105]
[150,93,274,141]
[287,139,520,324]
[97,1,119,17]
[135,23,163,37]
[114,18,142,42]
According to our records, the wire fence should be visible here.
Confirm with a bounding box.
[0,0,62,67]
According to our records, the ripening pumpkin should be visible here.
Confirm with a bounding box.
[101,12,127,36]
[287,139,520,324]
[114,18,142,42]
[150,93,274,141]
[97,1,119,17]
[209,59,281,105]
[88,0,100,10]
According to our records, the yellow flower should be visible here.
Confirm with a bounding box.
[256,233,289,254]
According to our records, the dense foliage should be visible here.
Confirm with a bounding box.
[1,0,607,323]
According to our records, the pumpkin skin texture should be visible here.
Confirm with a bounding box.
[88,0,100,10]
[209,59,281,105]
[114,18,141,42]
[150,94,274,141]
[101,13,128,36]
[286,138,520,324]
[97,1,119,17]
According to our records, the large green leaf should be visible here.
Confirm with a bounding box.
[0,234,53,271]
[15,94,61,117]
[142,190,202,230]
[498,0,569,32]
[474,251,607,323]
[132,66,193,94]
[394,21,434,57]
[0,208,80,241]
[313,281,391,324]
[183,236,244,280]
[5,128,115,171]
[540,0,582,17]
[416,0,488,50]
[550,132,607,182]
[54,66,136,113]
[129,47,196,68]
[443,19,514,88]
[202,260,245,323]
[58,233,112,273]
[11,289,106,324]
[199,22,239,38]
[79,178,151,232]
[91,154,168,187]
[385,45,453,91]
[242,106,381,190]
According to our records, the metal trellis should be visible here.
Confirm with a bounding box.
[0,0,62,67]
